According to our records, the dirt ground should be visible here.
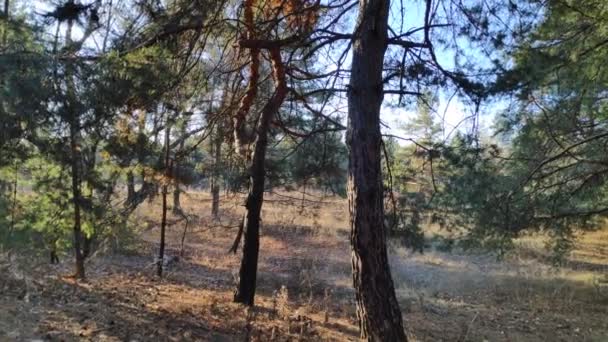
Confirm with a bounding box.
[1,191,607,341]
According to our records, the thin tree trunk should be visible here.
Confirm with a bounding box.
[211,125,222,219]
[82,142,98,260]
[101,0,112,52]
[150,111,161,200]
[8,164,17,244]
[157,176,168,277]
[172,134,185,214]
[232,127,267,306]
[234,48,287,306]
[50,246,59,264]
[300,181,306,213]
[347,0,407,340]
[157,124,171,278]
[50,251,59,264]
[66,18,85,280]
[172,165,181,214]
[126,170,135,202]
[179,217,189,257]
[2,0,8,47]
[69,103,85,279]
[172,183,181,213]
[2,0,10,253]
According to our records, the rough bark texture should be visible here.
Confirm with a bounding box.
[346,0,407,340]
[234,48,287,306]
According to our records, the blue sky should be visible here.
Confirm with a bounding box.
[381,0,500,143]
[28,0,501,143]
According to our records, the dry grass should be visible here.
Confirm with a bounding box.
[1,189,607,341]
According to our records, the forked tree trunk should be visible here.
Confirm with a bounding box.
[234,48,287,306]
[347,0,407,340]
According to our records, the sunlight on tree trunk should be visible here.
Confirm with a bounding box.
[347,0,407,339]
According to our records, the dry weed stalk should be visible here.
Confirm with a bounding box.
[276,285,289,319]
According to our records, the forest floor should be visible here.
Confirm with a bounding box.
[1,190,608,341]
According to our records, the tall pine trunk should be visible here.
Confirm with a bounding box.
[347,0,407,340]
[234,48,286,306]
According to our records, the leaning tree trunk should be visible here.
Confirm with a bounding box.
[234,48,287,306]
[346,0,407,340]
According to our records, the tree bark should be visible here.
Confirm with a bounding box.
[157,124,171,278]
[347,0,407,340]
[50,249,59,264]
[69,105,85,280]
[82,141,98,260]
[126,170,135,203]
[2,0,8,46]
[173,129,185,214]
[211,124,222,219]
[234,48,287,306]
[172,164,181,214]
[66,18,85,280]
[172,183,181,213]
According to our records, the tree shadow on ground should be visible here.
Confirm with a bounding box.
[15,258,240,341]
